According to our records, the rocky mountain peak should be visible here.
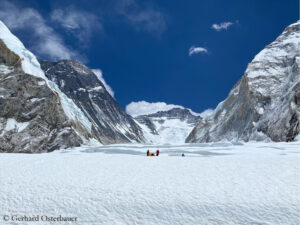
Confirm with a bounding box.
[0,20,97,152]
[40,60,145,145]
[186,21,300,143]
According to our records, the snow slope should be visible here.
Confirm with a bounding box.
[0,142,299,225]
[136,117,198,144]
[134,108,201,144]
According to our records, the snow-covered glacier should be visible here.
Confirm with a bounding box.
[0,142,299,224]
[187,21,300,143]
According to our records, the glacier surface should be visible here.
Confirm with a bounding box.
[0,142,299,225]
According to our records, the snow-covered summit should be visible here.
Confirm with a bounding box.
[247,21,300,80]
[126,101,200,117]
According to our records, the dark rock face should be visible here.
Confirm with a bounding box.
[186,21,300,143]
[40,60,145,144]
[0,40,87,153]
[135,116,158,135]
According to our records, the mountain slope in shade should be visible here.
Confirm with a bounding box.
[134,107,201,144]
[0,20,99,153]
[187,21,300,143]
[40,60,145,144]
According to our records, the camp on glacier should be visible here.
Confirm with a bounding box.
[0,1,299,224]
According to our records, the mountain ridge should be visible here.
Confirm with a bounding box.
[40,59,145,145]
[0,20,98,152]
[135,107,201,144]
[186,21,300,143]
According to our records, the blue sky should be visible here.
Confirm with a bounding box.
[0,0,298,113]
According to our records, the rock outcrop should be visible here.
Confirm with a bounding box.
[0,20,96,152]
[186,21,300,143]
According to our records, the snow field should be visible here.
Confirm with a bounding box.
[0,142,299,225]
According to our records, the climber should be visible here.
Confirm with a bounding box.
[156,149,160,156]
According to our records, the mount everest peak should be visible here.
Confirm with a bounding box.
[40,59,145,145]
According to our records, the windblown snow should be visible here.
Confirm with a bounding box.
[0,142,299,225]
[92,69,115,97]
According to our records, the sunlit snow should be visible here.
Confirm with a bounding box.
[0,142,299,225]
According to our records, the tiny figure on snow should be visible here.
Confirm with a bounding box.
[147,150,150,156]
[156,149,160,156]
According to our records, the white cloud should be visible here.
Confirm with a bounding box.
[199,109,215,119]
[211,22,234,31]
[0,1,80,61]
[126,101,200,117]
[51,7,103,44]
[189,46,208,56]
[92,69,115,98]
[116,0,166,35]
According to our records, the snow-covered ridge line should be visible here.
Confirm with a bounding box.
[0,20,45,79]
[247,21,300,79]
[126,101,201,117]
[0,20,93,133]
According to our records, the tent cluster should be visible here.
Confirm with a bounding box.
[147,150,159,157]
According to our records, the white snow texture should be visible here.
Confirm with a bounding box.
[0,142,299,225]
[136,118,196,145]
